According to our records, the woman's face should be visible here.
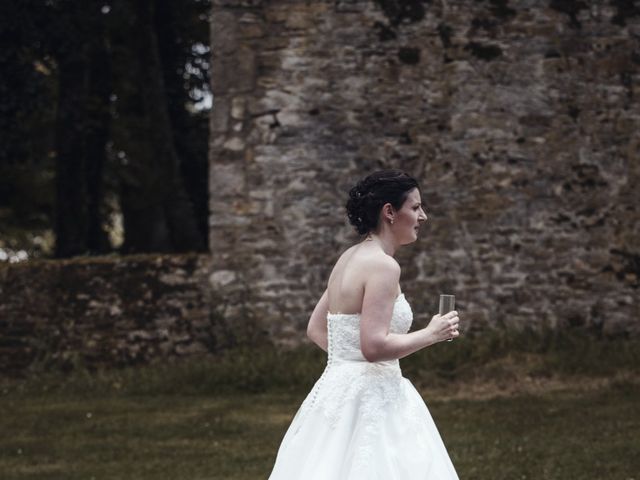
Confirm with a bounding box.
[393,188,428,244]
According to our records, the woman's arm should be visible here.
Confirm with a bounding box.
[359,257,459,362]
[306,288,329,352]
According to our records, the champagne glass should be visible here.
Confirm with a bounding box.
[439,294,456,342]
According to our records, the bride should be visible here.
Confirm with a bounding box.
[268,169,461,479]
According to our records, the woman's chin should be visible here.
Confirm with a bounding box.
[401,233,419,245]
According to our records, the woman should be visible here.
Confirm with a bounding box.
[268,169,461,479]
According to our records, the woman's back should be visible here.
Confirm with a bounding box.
[326,241,401,315]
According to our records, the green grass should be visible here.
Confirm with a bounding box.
[1,328,639,479]
[0,392,298,480]
[1,382,638,479]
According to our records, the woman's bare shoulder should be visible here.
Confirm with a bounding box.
[332,244,358,267]
[339,242,399,265]
[327,244,358,280]
[366,252,401,279]
[364,247,400,269]
[347,246,400,284]
[330,242,400,277]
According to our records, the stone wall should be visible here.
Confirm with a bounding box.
[209,0,640,342]
[0,255,245,375]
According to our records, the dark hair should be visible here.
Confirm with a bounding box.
[346,169,420,235]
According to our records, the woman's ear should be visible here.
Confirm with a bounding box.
[382,203,395,223]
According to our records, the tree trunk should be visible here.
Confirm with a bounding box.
[85,28,112,254]
[53,3,111,258]
[54,52,89,258]
[155,0,210,245]
[118,0,204,253]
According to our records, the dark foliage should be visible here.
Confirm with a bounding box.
[0,0,210,258]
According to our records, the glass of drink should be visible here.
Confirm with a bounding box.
[439,294,456,342]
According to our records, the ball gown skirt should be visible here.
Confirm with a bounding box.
[268,294,459,480]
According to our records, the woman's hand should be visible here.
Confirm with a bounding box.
[425,310,460,343]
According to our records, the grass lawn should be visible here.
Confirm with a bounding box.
[1,376,639,479]
[2,329,639,479]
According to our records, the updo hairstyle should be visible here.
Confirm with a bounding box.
[346,169,420,235]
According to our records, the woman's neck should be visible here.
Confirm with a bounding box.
[364,230,397,256]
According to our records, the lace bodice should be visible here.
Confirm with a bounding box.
[327,293,414,365]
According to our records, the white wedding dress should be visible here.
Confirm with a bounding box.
[268,293,459,479]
